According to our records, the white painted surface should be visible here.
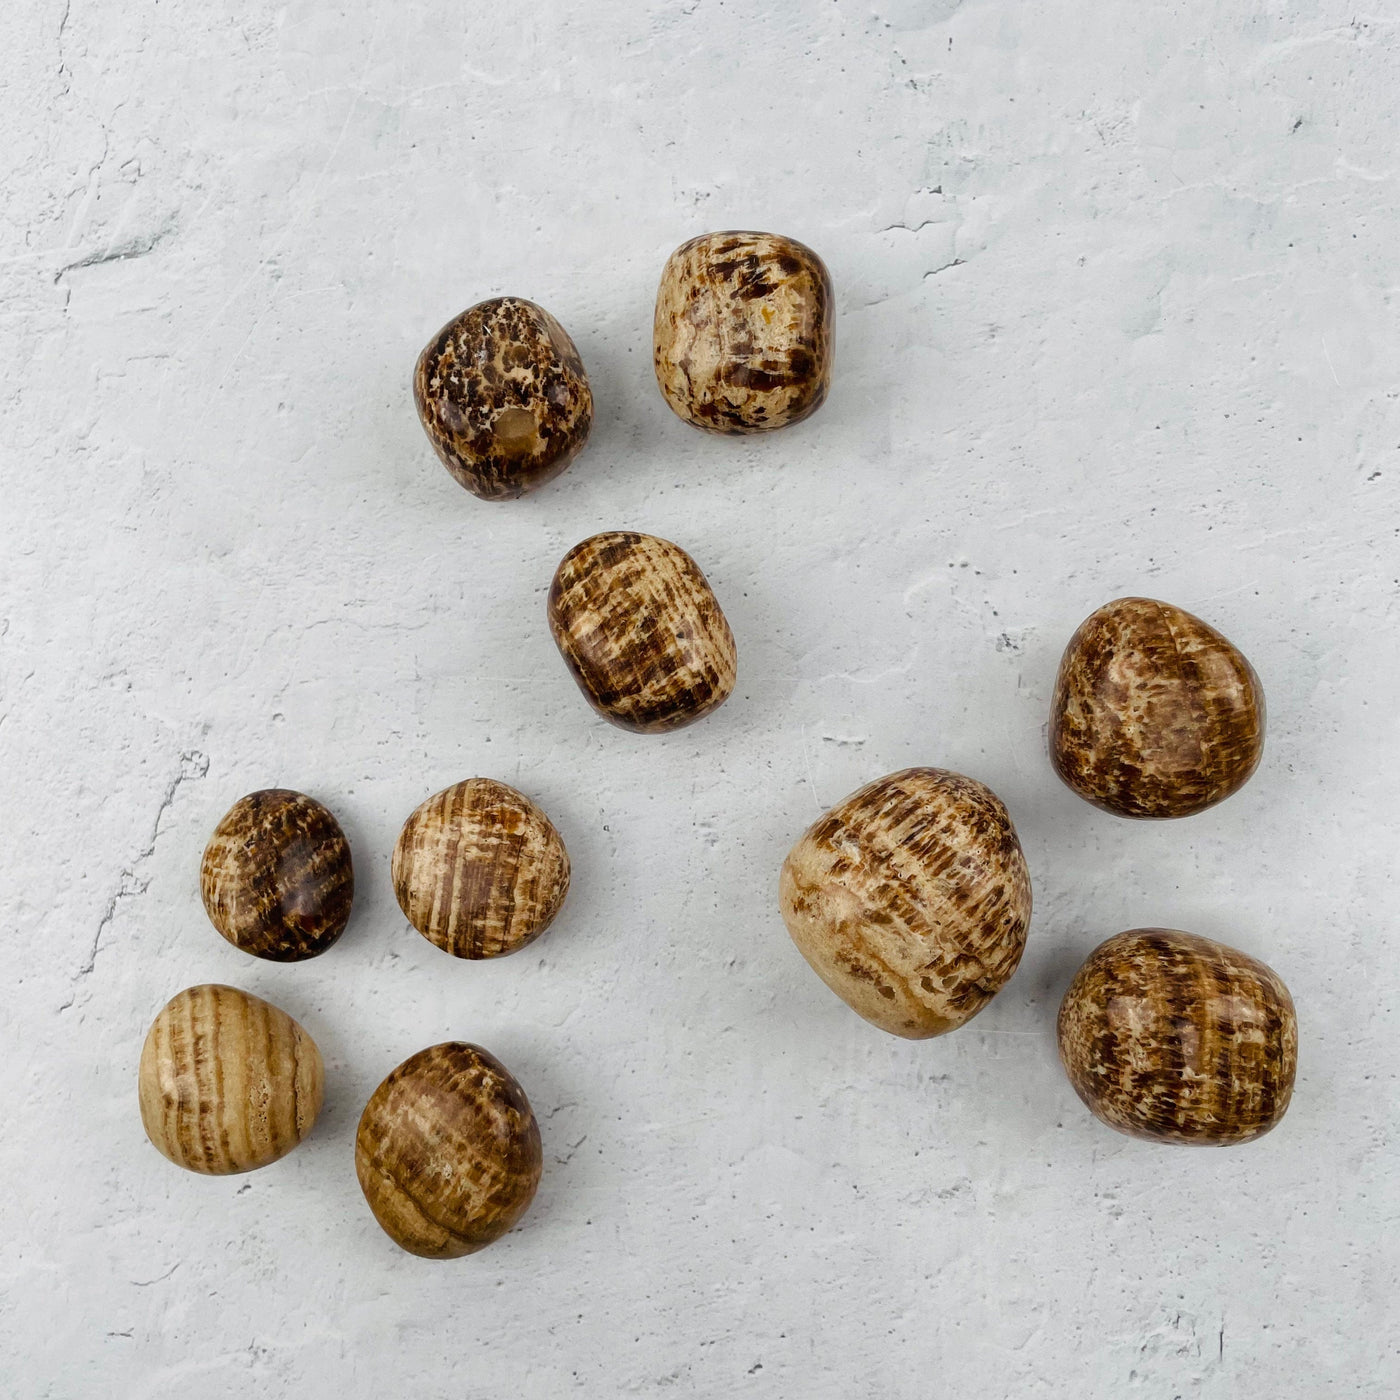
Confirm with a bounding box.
[2,1,1397,1394]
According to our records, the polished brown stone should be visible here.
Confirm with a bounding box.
[653,231,833,434]
[355,1042,542,1259]
[780,768,1032,1038]
[1050,597,1265,819]
[548,531,737,733]
[392,778,569,959]
[200,789,354,962]
[138,984,324,1174]
[1058,928,1297,1145]
[414,296,592,500]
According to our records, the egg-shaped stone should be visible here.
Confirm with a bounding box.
[1050,596,1265,818]
[1057,928,1297,1145]
[200,789,354,961]
[779,768,1032,1038]
[653,230,833,433]
[138,984,324,1174]
[548,531,737,733]
[392,778,570,959]
[355,1042,542,1259]
[413,296,592,501]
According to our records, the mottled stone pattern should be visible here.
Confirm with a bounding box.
[548,531,738,733]
[653,230,833,434]
[200,789,354,961]
[138,984,324,1175]
[1057,929,1297,1146]
[413,296,592,500]
[392,778,570,959]
[779,768,1032,1039]
[1050,596,1265,819]
[355,1042,542,1259]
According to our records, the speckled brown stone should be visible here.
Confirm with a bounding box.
[200,789,354,961]
[1050,597,1265,819]
[138,984,324,1174]
[653,231,833,434]
[413,296,592,501]
[779,768,1032,1039]
[355,1042,542,1259]
[392,779,570,959]
[548,531,737,733]
[1058,928,1297,1146]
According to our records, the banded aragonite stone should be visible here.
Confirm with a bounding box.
[200,788,354,961]
[355,1042,543,1258]
[653,230,833,434]
[392,779,570,959]
[1057,928,1297,1145]
[413,297,592,500]
[1050,596,1265,819]
[138,984,324,1174]
[780,768,1032,1038]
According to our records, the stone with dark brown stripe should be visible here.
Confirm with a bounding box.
[355,1042,542,1259]
[779,768,1032,1038]
[548,531,738,733]
[138,984,324,1174]
[1050,597,1265,819]
[414,296,593,501]
[200,789,354,961]
[1057,928,1297,1145]
[392,779,570,959]
[654,231,833,434]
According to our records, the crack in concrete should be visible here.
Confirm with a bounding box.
[65,750,209,999]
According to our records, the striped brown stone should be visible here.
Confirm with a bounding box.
[413,296,592,501]
[653,230,833,434]
[355,1042,542,1259]
[392,779,570,959]
[548,531,737,733]
[1050,597,1265,819]
[779,768,1032,1038]
[138,984,324,1174]
[200,789,354,961]
[1057,928,1297,1145]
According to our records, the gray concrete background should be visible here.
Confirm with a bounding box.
[2,1,1397,1395]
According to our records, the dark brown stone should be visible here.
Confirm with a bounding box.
[1050,597,1265,818]
[548,531,737,733]
[355,1042,542,1258]
[200,789,354,961]
[1057,928,1297,1145]
[414,297,592,500]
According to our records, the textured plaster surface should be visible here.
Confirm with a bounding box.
[2,2,1398,1396]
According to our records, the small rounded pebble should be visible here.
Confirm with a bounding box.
[1057,928,1297,1146]
[392,778,570,959]
[1050,596,1265,818]
[138,984,324,1174]
[200,789,354,961]
[413,296,592,501]
[780,767,1032,1038]
[653,230,833,434]
[355,1042,542,1259]
[548,530,737,733]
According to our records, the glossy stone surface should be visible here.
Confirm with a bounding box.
[1050,596,1265,819]
[200,788,354,961]
[1058,928,1297,1145]
[653,230,833,433]
[780,768,1032,1038]
[548,531,737,733]
[138,984,324,1174]
[413,296,592,500]
[355,1042,542,1259]
[392,778,570,959]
